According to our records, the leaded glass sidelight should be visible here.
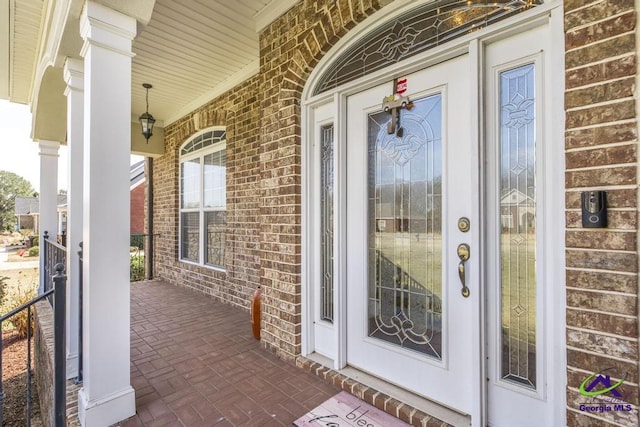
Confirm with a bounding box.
[320,124,335,322]
[499,63,537,389]
[367,94,443,359]
[314,0,543,95]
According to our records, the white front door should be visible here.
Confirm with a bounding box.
[345,54,478,414]
[305,5,563,426]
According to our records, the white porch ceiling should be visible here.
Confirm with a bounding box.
[1,0,44,103]
[1,0,297,133]
[132,0,282,125]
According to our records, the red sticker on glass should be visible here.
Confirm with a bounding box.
[396,78,407,94]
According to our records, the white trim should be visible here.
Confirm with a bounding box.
[334,91,347,370]
[178,127,227,269]
[548,6,567,425]
[63,58,84,95]
[79,2,137,59]
[78,386,135,427]
[254,0,297,33]
[468,37,486,426]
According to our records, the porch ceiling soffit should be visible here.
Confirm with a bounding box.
[0,0,45,104]
[135,0,296,126]
[30,0,156,142]
[6,0,295,143]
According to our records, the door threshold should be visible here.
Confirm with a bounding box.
[298,353,471,427]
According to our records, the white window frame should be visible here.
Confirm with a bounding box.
[178,127,227,271]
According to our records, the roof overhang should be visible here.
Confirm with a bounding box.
[2,0,297,153]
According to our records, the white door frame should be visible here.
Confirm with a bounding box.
[301,1,565,425]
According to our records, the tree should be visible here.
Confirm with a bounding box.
[0,170,37,231]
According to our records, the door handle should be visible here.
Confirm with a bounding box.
[457,243,470,298]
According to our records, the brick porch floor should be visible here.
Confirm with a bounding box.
[113,280,339,426]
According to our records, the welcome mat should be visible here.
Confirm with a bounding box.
[294,391,410,426]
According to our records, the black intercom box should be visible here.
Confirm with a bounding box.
[581,190,607,228]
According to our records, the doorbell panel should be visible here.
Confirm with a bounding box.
[581,190,607,228]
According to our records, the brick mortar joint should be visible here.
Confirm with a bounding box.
[565,10,637,35]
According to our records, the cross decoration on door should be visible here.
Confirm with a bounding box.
[382,77,413,136]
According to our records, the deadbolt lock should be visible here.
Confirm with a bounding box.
[458,217,470,233]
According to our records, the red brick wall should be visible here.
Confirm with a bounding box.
[130,184,145,234]
[564,1,639,425]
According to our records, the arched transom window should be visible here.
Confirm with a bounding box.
[314,0,543,95]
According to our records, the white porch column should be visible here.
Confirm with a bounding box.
[38,140,59,294]
[63,57,84,380]
[78,2,136,426]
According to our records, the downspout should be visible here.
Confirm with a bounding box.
[146,157,154,280]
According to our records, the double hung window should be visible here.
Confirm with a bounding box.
[179,128,226,269]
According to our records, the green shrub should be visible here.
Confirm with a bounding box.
[28,246,39,257]
[31,235,39,247]
[130,235,144,250]
[130,254,145,282]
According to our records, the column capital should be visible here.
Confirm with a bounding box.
[38,140,61,157]
[80,2,137,59]
[64,58,84,95]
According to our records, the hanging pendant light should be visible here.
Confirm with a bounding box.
[139,83,156,142]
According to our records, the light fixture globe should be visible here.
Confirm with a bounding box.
[139,83,155,142]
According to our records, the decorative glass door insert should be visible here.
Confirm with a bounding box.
[367,95,443,359]
[499,63,537,389]
[346,54,475,413]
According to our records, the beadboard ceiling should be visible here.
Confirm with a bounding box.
[2,0,296,127]
[132,0,292,125]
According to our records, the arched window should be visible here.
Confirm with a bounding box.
[179,128,226,269]
[313,0,543,95]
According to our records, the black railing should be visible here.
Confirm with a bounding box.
[0,264,66,427]
[130,234,158,282]
[43,232,67,302]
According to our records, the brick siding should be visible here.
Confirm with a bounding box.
[130,184,145,234]
[154,0,386,362]
[154,75,262,308]
[150,1,640,425]
[564,1,639,425]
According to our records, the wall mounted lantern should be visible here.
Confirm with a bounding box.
[139,83,155,142]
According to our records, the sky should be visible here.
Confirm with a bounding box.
[0,99,143,193]
[0,99,64,192]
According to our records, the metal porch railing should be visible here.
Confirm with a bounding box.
[0,264,67,427]
[43,232,67,303]
[130,233,158,282]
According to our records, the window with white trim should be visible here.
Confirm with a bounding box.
[179,128,226,269]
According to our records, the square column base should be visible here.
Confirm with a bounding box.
[66,353,79,379]
[78,386,135,427]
